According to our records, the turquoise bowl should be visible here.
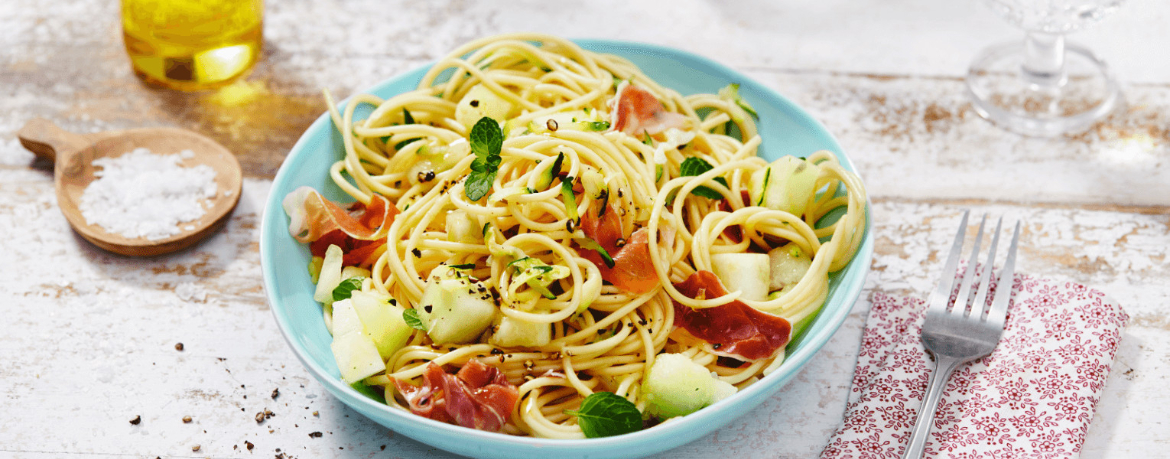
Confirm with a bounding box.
[261,39,872,459]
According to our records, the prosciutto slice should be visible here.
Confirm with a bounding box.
[283,186,399,266]
[609,82,687,137]
[392,361,519,432]
[671,271,792,361]
[283,186,397,244]
[577,200,659,294]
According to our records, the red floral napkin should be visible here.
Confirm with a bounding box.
[822,272,1129,458]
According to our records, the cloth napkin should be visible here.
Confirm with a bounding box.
[822,272,1129,459]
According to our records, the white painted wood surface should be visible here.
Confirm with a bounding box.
[1,0,1167,457]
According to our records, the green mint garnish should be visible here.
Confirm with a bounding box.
[331,277,365,302]
[679,157,729,200]
[465,117,504,201]
[350,381,386,404]
[564,392,643,438]
[403,309,426,331]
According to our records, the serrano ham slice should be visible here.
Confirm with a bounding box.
[283,187,399,266]
[609,82,687,137]
[577,200,658,294]
[392,360,519,432]
[671,271,792,361]
[283,187,397,244]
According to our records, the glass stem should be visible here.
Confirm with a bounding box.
[1021,32,1068,88]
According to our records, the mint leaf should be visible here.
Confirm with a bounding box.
[465,168,494,201]
[690,185,726,200]
[465,117,503,201]
[679,157,729,200]
[394,137,419,151]
[332,276,365,302]
[679,156,714,177]
[470,117,503,159]
[564,392,642,438]
[351,381,386,404]
[403,309,426,330]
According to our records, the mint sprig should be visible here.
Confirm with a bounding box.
[465,117,503,201]
[332,276,365,302]
[679,157,729,200]
[564,392,642,438]
[403,309,426,330]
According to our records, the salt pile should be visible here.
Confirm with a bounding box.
[79,148,218,240]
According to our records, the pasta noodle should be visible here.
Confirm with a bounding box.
[296,33,866,438]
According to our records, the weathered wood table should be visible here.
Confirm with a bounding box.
[2,1,1166,457]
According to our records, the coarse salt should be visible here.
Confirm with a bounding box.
[79,147,218,241]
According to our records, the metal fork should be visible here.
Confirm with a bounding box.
[901,211,1021,459]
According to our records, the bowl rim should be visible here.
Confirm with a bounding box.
[260,37,873,455]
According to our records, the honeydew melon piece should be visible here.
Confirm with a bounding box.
[768,243,812,293]
[314,244,345,305]
[642,353,736,419]
[416,268,498,344]
[330,299,384,383]
[489,315,551,348]
[455,84,515,128]
[747,156,820,216]
[710,253,770,302]
[446,209,480,243]
[341,265,371,281]
[349,290,412,358]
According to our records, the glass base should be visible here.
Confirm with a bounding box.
[966,40,1122,137]
[123,26,262,92]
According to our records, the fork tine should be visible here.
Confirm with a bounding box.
[952,215,986,315]
[926,210,970,313]
[986,221,1021,326]
[973,217,1004,320]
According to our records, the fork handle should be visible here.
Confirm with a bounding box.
[902,355,963,459]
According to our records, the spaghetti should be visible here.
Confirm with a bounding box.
[285,33,867,438]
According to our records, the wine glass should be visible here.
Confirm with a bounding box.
[966,0,1124,136]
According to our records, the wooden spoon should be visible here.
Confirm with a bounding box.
[17,118,243,257]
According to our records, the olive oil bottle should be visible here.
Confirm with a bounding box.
[122,0,263,91]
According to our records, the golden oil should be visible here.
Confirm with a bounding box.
[122,0,264,91]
